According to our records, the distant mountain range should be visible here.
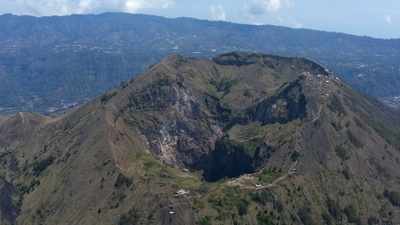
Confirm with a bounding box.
[1,13,400,113]
[1,52,400,224]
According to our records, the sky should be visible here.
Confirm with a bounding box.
[0,0,399,39]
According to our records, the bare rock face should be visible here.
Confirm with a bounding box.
[254,78,307,125]
[127,80,223,168]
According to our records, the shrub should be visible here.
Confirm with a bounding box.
[326,197,342,221]
[342,169,351,180]
[253,170,281,183]
[291,151,300,162]
[328,95,345,115]
[367,215,379,225]
[114,173,133,188]
[330,122,342,131]
[383,189,400,206]
[321,212,334,225]
[237,199,250,216]
[257,211,274,225]
[101,92,117,103]
[343,204,360,224]
[298,207,316,225]
[33,155,54,176]
[347,130,363,148]
[335,146,349,161]
[251,189,272,205]
[196,216,212,225]
[118,207,141,225]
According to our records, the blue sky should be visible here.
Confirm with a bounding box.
[0,0,398,39]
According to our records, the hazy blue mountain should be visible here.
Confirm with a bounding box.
[1,12,399,113]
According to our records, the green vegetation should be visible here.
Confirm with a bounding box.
[208,188,251,220]
[383,189,400,206]
[326,197,342,221]
[330,122,343,131]
[366,118,400,150]
[253,170,282,183]
[335,146,350,161]
[192,199,205,212]
[209,71,237,95]
[211,66,221,78]
[321,212,334,225]
[257,211,274,225]
[347,130,363,148]
[369,158,390,178]
[137,153,163,171]
[353,117,365,129]
[291,151,300,162]
[196,215,212,225]
[118,207,142,225]
[251,189,273,205]
[328,95,346,115]
[114,173,132,189]
[243,89,251,97]
[342,169,351,180]
[367,215,379,225]
[343,204,361,224]
[217,77,236,94]
[20,178,40,194]
[298,207,316,225]
[33,155,54,176]
[101,91,117,103]
[119,81,129,89]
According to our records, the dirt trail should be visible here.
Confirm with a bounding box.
[105,108,124,173]
[226,160,299,190]
[19,112,26,126]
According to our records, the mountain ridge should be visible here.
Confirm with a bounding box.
[1,13,400,113]
[1,52,400,224]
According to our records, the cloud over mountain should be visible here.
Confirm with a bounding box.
[243,0,293,15]
[1,0,174,16]
[211,4,226,21]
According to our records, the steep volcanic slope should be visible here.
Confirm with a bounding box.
[1,52,400,224]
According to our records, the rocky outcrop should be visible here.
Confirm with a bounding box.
[254,78,307,125]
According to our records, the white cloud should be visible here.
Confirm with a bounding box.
[125,0,174,13]
[4,0,174,16]
[385,14,392,24]
[211,5,226,21]
[276,16,302,28]
[244,0,280,15]
[244,0,293,15]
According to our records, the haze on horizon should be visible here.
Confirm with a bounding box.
[0,0,399,39]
